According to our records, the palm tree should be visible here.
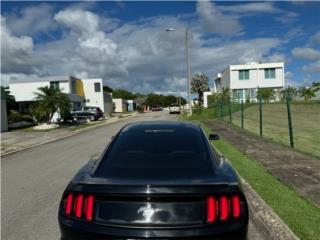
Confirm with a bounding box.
[280,86,297,101]
[32,86,71,123]
[299,87,316,101]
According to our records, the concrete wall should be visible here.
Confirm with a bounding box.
[1,100,8,132]
[9,82,50,102]
[113,98,127,112]
[82,79,104,110]
[103,92,113,117]
[203,91,213,108]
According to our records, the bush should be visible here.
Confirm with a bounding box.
[8,110,34,123]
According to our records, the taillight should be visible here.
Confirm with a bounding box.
[207,196,216,223]
[232,195,240,218]
[63,193,95,222]
[65,193,73,215]
[84,195,95,221]
[207,194,241,223]
[220,196,229,221]
[75,194,84,218]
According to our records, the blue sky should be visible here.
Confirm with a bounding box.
[1,1,320,95]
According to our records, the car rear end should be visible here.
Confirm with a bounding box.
[169,104,180,114]
[59,183,248,240]
[59,122,248,239]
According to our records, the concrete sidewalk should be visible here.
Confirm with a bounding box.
[1,113,138,156]
[206,120,320,207]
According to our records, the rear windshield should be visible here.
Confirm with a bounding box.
[95,125,213,180]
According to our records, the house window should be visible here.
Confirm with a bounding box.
[265,68,276,79]
[94,82,101,92]
[50,81,60,90]
[239,70,249,80]
[71,80,76,94]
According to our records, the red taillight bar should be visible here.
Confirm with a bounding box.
[220,196,229,221]
[207,194,241,223]
[74,194,84,218]
[85,195,95,221]
[64,193,95,222]
[65,193,73,215]
[207,196,216,223]
[232,195,240,218]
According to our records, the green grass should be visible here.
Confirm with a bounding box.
[186,119,320,240]
[229,101,320,158]
[68,121,106,131]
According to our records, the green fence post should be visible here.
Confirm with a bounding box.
[229,102,232,124]
[220,103,223,120]
[286,92,294,148]
[259,95,263,137]
[241,100,244,128]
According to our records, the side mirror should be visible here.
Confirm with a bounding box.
[209,133,220,141]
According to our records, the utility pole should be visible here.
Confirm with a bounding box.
[185,28,192,116]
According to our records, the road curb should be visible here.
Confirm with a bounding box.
[1,113,139,157]
[242,179,299,240]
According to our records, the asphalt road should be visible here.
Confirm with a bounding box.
[2,111,265,240]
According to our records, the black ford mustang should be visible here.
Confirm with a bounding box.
[58,121,249,239]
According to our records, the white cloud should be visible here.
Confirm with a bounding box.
[218,2,281,14]
[263,53,287,63]
[1,5,282,94]
[5,3,57,36]
[54,9,100,34]
[302,60,320,73]
[0,16,41,75]
[196,1,243,36]
[311,31,320,44]
[292,47,320,60]
[285,71,294,79]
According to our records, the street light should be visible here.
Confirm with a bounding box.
[165,28,192,116]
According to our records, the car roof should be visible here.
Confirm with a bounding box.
[121,121,202,133]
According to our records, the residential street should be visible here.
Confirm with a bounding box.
[2,111,265,240]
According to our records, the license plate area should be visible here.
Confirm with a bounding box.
[96,200,205,226]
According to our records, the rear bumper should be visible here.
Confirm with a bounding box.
[59,216,248,240]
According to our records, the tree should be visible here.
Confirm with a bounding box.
[191,73,210,105]
[280,86,297,101]
[299,87,316,101]
[220,87,231,104]
[112,88,136,100]
[257,88,275,102]
[311,82,320,92]
[32,86,71,123]
[135,96,147,112]
[103,85,113,93]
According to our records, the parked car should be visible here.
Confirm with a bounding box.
[82,106,104,119]
[169,103,180,114]
[151,106,163,111]
[58,121,249,240]
[71,111,96,123]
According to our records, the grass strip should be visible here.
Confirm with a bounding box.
[187,119,320,240]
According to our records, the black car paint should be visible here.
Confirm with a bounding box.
[58,121,249,239]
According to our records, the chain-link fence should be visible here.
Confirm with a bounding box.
[213,98,320,158]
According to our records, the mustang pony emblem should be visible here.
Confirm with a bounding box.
[137,203,161,222]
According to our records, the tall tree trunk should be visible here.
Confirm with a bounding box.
[199,91,203,105]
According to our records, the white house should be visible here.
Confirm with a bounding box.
[9,76,113,119]
[81,79,113,117]
[112,98,128,113]
[204,62,285,107]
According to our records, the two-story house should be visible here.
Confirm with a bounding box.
[9,76,113,120]
[204,62,285,107]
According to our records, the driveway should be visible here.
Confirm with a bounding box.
[2,111,265,240]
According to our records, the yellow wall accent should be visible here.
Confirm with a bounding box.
[75,79,84,96]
